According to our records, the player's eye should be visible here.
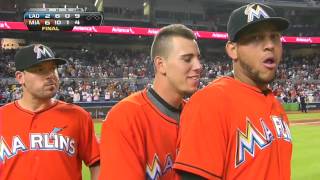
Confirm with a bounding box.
[183,57,192,63]
[252,34,263,42]
[35,67,44,72]
[181,54,193,63]
[270,33,281,42]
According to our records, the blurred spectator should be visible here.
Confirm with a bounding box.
[1,48,319,104]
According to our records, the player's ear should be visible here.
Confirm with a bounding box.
[154,56,166,75]
[225,41,238,61]
[15,71,25,85]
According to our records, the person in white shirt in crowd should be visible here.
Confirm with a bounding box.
[93,91,100,101]
[73,90,81,102]
[87,92,93,102]
[104,90,111,101]
[82,90,87,102]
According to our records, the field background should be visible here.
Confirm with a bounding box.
[82,112,320,179]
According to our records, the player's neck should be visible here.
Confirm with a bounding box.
[152,79,183,109]
[18,97,56,112]
[233,69,268,91]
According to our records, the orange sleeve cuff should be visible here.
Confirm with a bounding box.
[87,155,100,167]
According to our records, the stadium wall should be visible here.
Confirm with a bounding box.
[1,102,320,118]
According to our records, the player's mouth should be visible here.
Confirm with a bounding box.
[262,58,276,69]
[189,75,200,79]
[45,83,56,86]
[44,83,57,89]
[188,75,200,83]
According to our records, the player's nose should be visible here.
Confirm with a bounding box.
[193,57,203,73]
[264,37,276,52]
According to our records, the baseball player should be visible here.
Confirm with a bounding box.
[0,44,100,180]
[174,3,292,180]
[99,24,202,179]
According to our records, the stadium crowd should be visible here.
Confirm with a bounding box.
[0,48,319,104]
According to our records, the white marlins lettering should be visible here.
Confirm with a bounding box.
[0,133,76,163]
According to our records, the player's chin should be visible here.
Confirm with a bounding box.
[48,91,58,97]
[259,73,276,84]
[43,89,58,98]
[184,86,199,96]
[37,93,56,100]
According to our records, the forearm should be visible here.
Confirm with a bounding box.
[89,161,100,180]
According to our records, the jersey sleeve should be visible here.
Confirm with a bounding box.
[99,101,146,180]
[78,110,100,166]
[174,88,229,179]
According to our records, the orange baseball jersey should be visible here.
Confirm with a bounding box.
[174,76,292,180]
[0,100,100,180]
[0,109,3,176]
[100,88,181,180]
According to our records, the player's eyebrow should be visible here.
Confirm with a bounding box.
[181,54,193,58]
[180,53,200,59]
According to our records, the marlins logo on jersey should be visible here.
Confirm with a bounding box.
[146,153,174,180]
[0,128,76,163]
[235,116,291,167]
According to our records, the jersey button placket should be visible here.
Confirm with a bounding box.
[31,114,38,130]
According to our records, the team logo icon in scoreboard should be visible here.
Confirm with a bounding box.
[24,8,103,31]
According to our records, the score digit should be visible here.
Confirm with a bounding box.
[65,14,70,19]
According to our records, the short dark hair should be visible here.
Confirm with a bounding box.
[150,24,196,61]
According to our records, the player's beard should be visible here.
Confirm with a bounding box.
[239,60,276,87]
[23,82,58,100]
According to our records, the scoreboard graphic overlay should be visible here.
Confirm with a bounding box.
[24,8,103,31]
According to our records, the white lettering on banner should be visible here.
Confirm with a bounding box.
[212,33,228,39]
[281,37,286,42]
[5,22,10,29]
[194,32,201,38]
[73,26,95,32]
[147,29,159,35]
[296,37,312,43]
[92,26,97,32]
[111,27,134,34]
[129,28,134,34]
[0,22,10,29]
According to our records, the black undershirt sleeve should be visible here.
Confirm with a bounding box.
[178,171,207,180]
